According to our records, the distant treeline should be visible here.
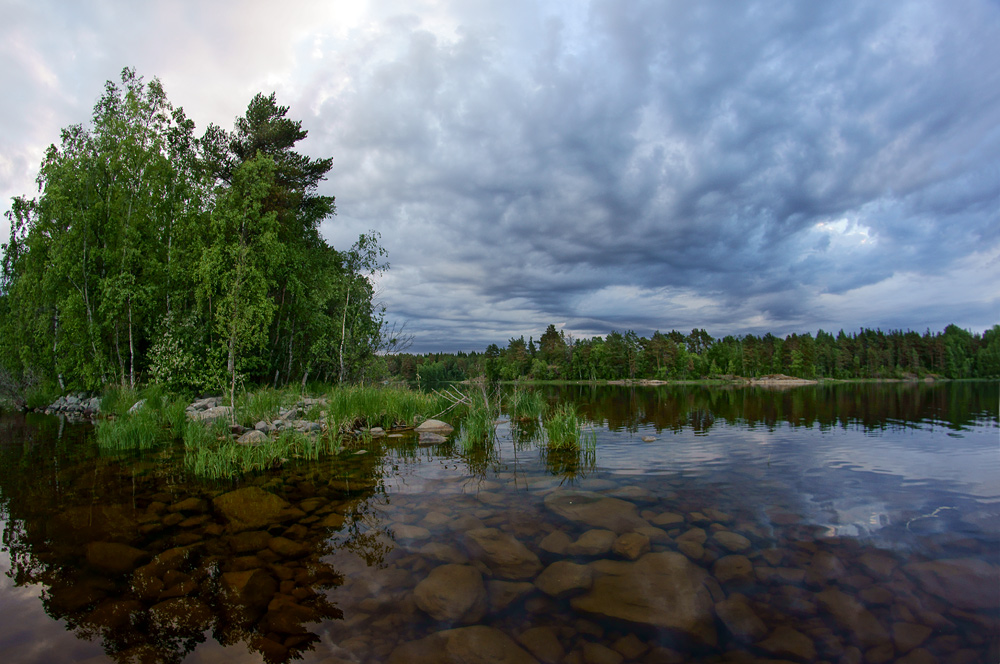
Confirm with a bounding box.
[388,324,1000,382]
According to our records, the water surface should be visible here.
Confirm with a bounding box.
[0,382,996,663]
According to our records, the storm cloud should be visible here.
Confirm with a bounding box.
[2,0,998,351]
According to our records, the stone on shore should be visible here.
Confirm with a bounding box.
[415,419,455,433]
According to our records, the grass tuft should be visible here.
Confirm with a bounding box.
[544,402,596,450]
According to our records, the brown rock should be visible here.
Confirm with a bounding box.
[220,568,278,622]
[539,530,572,555]
[651,511,685,527]
[570,552,717,648]
[757,625,816,662]
[544,490,649,533]
[677,540,704,561]
[816,587,890,647]
[634,525,670,543]
[864,643,895,664]
[714,597,767,643]
[806,550,847,587]
[892,622,932,653]
[420,542,469,564]
[261,601,321,634]
[712,554,754,586]
[896,648,938,664]
[582,642,623,664]
[517,626,564,664]
[169,497,208,513]
[213,486,290,532]
[387,625,539,664]
[676,527,707,545]
[712,530,751,552]
[612,532,650,560]
[567,529,617,556]
[534,561,593,598]
[487,580,534,613]
[268,536,308,558]
[318,512,346,528]
[414,564,487,624]
[611,634,647,659]
[857,551,898,579]
[903,558,999,610]
[86,541,148,575]
[464,528,542,580]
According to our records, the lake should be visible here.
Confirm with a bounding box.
[0,382,997,663]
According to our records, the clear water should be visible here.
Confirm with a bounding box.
[0,382,996,663]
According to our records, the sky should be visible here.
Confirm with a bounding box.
[1,0,998,352]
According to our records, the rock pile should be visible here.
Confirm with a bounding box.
[43,393,100,418]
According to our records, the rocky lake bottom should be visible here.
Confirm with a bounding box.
[0,383,996,664]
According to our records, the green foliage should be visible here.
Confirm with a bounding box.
[0,69,390,399]
[148,313,219,395]
[23,381,60,411]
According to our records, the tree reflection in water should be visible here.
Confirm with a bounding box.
[0,414,392,663]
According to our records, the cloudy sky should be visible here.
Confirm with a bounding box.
[2,0,998,351]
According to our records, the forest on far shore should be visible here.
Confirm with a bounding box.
[388,324,1000,383]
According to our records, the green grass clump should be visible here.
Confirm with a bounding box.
[96,387,191,450]
[100,385,143,418]
[544,402,595,450]
[458,384,502,450]
[325,385,441,433]
[183,425,342,479]
[96,406,163,450]
[507,388,546,421]
[235,387,287,427]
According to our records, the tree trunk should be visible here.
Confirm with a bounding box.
[339,288,350,383]
[128,295,135,389]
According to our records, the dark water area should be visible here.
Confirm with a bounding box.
[0,382,996,663]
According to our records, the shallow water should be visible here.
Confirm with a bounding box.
[0,382,997,663]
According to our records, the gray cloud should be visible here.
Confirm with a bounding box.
[2,0,998,352]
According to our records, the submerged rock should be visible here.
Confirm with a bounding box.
[902,558,999,610]
[387,625,539,664]
[413,564,487,624]
[463,528,542,580]
[213,486,290,532]
[543,490,649,534]
[534,561,593,598]
[85,541,148,575]
[570,552,717,648]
